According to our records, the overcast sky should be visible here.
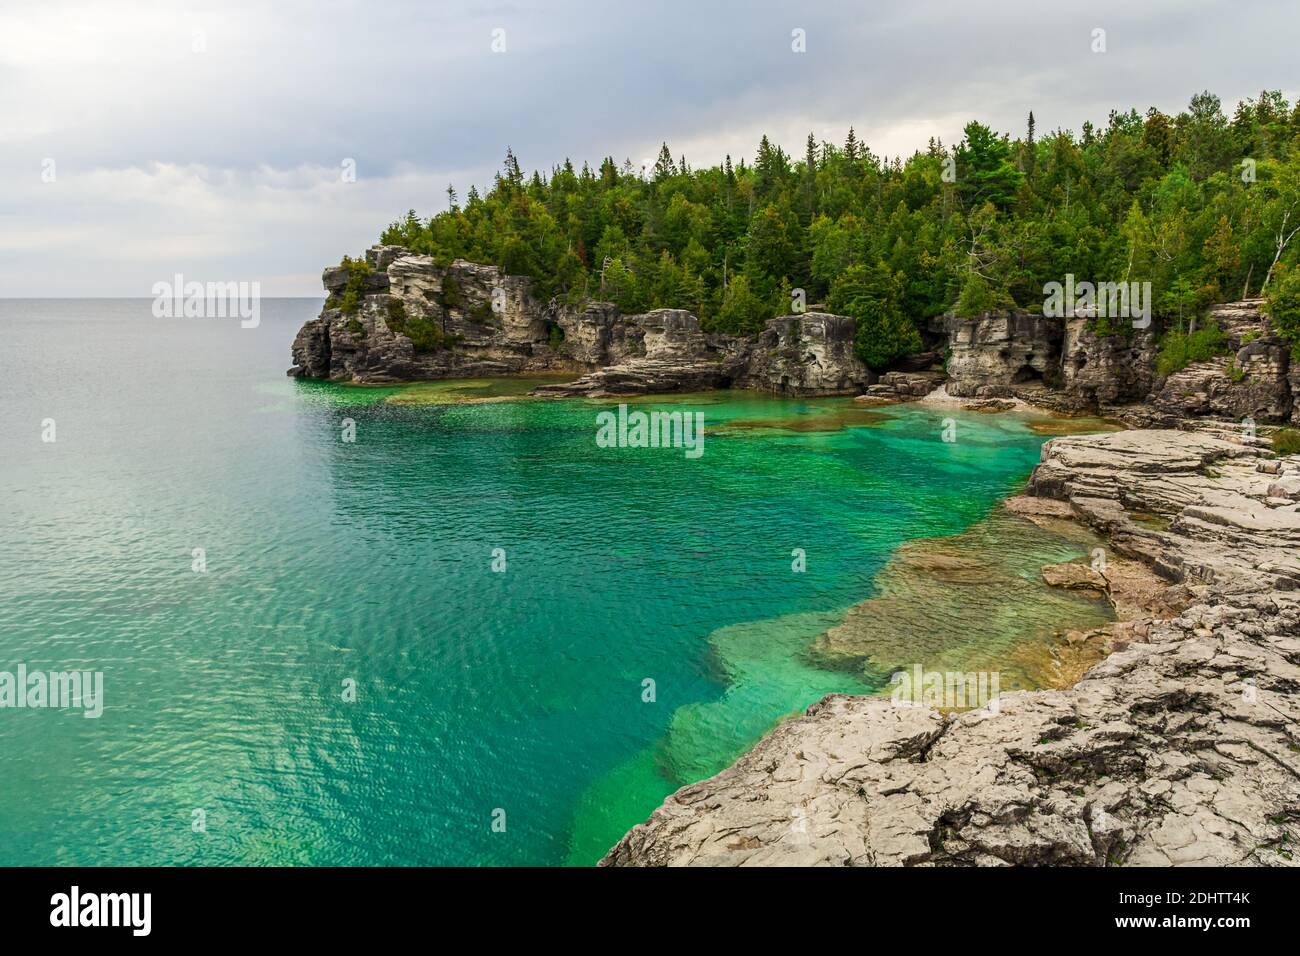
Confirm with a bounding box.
[2,0,1296,296]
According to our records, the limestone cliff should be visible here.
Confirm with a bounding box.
[288,244,873,396]
[290,246,1298,424]
[289,245,566,383]
[934,300,1295,424]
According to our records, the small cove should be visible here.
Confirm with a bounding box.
[0,299,1113,865]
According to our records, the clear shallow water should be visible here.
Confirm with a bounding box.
[0,300,1099,865]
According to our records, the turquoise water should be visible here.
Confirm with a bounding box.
[1,300,1077,865]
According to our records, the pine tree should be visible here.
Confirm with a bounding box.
[369,89,1300,349]
[503,147,523,187]
[654,142,676,181]
[844,126,861,162]
[1023,111,1036,182]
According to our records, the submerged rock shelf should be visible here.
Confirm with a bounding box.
[603,428,1300,867]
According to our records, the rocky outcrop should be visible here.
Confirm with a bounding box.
[1059,319,1157,408]
[288,246,566,383]
[535,311,874,398]
[603,429,1300,866]
[936,310,1062,398]
[291,248,1299,422]
[925,299,1296,425]
[1147,305,1293,425]
[856,370,947,404]
[738,313,873,395]
[289,245,870,396]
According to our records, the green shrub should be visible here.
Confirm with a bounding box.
[707,275,771,336]
[385,298,461,353]
[1272,428,1300,457]
[440,275,463,310]
[1264,264,1300,359]
[1155,320,1229,377]
[333,256,374,316]
[829,262,923,370]
[403,315,458,352]
[953,271,1012,316]
[1089,313,1133,338]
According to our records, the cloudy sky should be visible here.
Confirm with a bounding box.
[2,0,1295,296]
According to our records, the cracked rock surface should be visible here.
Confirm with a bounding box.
[602,429,1300,866]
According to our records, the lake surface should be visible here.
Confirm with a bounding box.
[0,300,1106,865]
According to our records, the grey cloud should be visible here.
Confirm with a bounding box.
[1,0,1295,294]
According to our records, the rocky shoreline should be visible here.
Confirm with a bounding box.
[290,245,1300,428]
[291,245,1300,866]
[600,426,1300,866]
[288,245,873,397]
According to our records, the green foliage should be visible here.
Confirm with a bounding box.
[440,275,463,310]
[954,122,1024,210]
[1264,264,1300,356]
[383,295,460,353]
[403,316,460,352]
[954,271,1012,315]
[1272,427,1300,456]
[373,91,1300,339]
[330,256,374,316]
[1089,313,1133,338]
[828,262,923,369]
[1155,320,1230,377]
[709,275,770,335]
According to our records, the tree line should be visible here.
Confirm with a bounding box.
[378,90,1300,369]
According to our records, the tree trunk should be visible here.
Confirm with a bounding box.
[1261,209,1298,293]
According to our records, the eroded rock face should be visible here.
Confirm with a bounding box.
[936,311,1062,398]
[603,429,1300,867]
[739,313,873,395]
[920,299,1295,424]
[1150,353,1288,427]
[289,249,567,383]
[289,246,870,395]
[531,309,752,396]
[1059,319,1157,408]
[1148,306,1294,425]
[294,251,1299,423]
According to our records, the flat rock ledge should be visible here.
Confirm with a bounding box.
[602,428,1300,866]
